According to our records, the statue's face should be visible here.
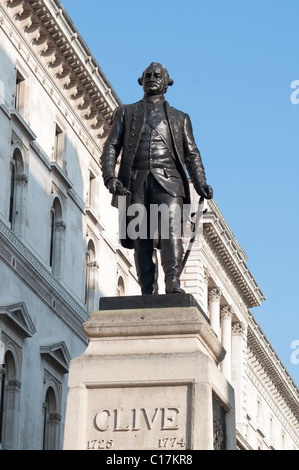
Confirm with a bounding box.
[142,64,166,96]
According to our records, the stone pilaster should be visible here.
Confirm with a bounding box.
[208,287,222,338]
[220,306,234,382]
[231,322,248,430]
[202,267,210,315]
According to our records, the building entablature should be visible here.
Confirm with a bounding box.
[247,312,299,440]
[0,0,121,148]
[0,217,89,338]
[203,198,265,309]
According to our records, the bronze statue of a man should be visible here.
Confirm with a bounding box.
[101,62,213,295]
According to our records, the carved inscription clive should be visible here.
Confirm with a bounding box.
[94,406,180,431]
[85,384,191,450]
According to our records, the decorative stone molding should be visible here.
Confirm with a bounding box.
[40,341,71,374]
[0,302,36,338]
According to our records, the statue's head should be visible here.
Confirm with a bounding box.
[138,62,174,96]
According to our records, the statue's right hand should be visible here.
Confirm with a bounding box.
[106,178,131,196]
[106,178,119,194]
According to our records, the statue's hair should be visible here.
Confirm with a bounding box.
[138,62,174,91]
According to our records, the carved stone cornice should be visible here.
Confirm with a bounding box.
[247,312,299,430]
[1,0,121,144]
[203,199,265,309]
[201,237,248,317]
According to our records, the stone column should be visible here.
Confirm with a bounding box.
[86,261,99,313]
[14,173,28,236]
[231,322,248,430]
[208,287,222,338]
[52,220,66,277]
[3,380,21,450]
[203,267,210,315]
[220,306,233,382]
[48,412,62,450]
[0,347,4,450]
[0,339,4,366]
[0,338,4,449]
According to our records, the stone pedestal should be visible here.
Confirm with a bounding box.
[63,295,236,450]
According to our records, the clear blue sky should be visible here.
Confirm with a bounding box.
[60,0,299,385]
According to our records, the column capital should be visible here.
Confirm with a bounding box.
[87,260,99,270]
[208,287,222,301]
[0,365,5,379]
[232,322,247,336]
[49,412,62,424]
[55,220,66,231]
[7,379,21,392]
[16,173,28,184]
[220,305,234,319]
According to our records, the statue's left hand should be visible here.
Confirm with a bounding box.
[196,183,213,200]
[107,177,131,196]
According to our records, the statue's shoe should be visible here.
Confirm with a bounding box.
[165,279,185,294]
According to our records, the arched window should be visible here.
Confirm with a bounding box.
[9,148,27,233]
[42,386,60,450]
[49,198,65,277]
[0,350,21,450]
[85,239,98,313]
[117,276,125,296]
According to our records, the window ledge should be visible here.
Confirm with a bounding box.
[85,205,99,224]
[10,109,37,141]
[50,160,73,189]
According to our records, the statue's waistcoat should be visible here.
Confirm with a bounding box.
[133,102,176,171]
[116,100,189,204]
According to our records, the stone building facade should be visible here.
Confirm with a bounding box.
[0,0,298,450]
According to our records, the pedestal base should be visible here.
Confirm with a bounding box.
[63,295,236,450]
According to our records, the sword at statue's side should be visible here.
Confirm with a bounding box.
[181,195,206,271]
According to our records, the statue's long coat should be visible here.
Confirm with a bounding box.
[101,99,207,248]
